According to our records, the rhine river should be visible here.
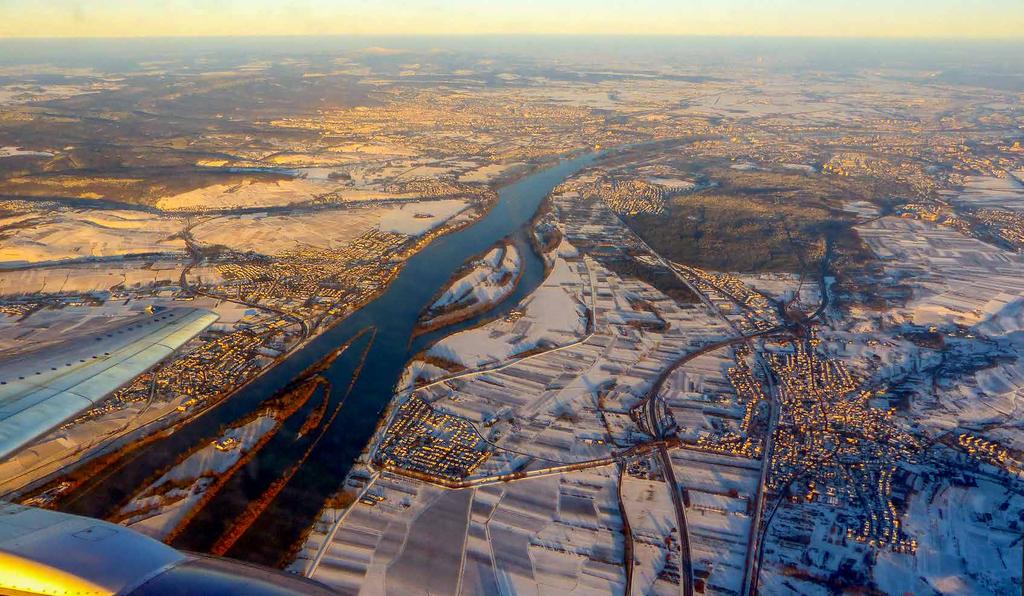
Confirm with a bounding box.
[62,152,597,564]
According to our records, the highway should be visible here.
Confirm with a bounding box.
[741,355,780,596]
[635,301,784,596]
[639,335,747,596]
[640,329,785,596]
[627,222,802,596]
[637,333,758,596]
[616,462,636,595]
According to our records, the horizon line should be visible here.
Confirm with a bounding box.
[2,32,1023,42]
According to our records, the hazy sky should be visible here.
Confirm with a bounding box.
[2,0,1023,39]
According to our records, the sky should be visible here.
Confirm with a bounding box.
[1,0,1023,39]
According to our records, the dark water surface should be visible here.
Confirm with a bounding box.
[61,152,596,564]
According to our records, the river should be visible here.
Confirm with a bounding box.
[60,152,597,564]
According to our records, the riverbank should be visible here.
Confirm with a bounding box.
[8,182,508,502]
[41,152,598,565]
[413,238,524,337]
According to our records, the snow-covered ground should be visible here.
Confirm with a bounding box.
[842,200,880,218]
[378,199,470,236]
[671,449,760,595]
[155,178,339,211]
[620,461,684,595]
[846,216,1024,444]
[954,174,1024,211]
[399,252,732,476]
[783,212,1024,593]
[457,162,523,183]
[735,271,820,306]
[0,260,207,296]
[296,466,625,595]
[875,476,1024,595]
[115,415,276,538]
[645,176,696,191]
[0,209,185,266]
[422,242,521,325]
[855,216,1024,328]
[191,208,381,255]
[423,251,588,370]
[0,196,472,272]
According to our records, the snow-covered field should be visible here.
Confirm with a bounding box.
[191,209,381,255]
[620,463,684,595]
[458,162,522,183]
[399,251,731,477]
[735,271,819,306]
[671,450,760,595]
[661,347,739,442]
[155,178,338,211]
[326,141,419,157]
[855,217,1024,328]
[378,199,469,236]
[954,174,1024,211]
[0,260,200,296]
[842,200,880,218]
[296,467,625,595]
[0,196,472,271]
[644,176,696,191]
[875,476,1024,595]
[0,209,185,266]
[0,82,118,105]
[848,216,1024,442]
